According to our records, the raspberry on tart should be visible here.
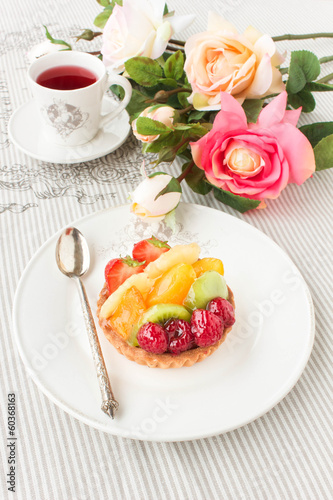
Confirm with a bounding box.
[207,297,236,328]
[165,319,195,355]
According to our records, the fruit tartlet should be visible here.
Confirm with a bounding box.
[97,236,235,368]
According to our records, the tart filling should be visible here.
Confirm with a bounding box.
[97,237,235,368]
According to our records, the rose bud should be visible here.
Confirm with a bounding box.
[131,171,182,222]
[132,106,175,143]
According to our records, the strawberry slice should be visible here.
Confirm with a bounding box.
[104,256,146,295]
[132,236,170,266]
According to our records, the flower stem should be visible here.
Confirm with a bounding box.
[319,55,333,64]
[316,72,333,83]
[169,38,185,47]
[272,32,333,41]
[262,93,280,100]
[179,105,194,115]
[145,87,192,104]
[177,160,194,183]
[166,45,185,53]
[169,88,192,95]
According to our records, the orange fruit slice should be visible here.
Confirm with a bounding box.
[108,286,146,341]
[146,263,196,307]
[192,258,224,278]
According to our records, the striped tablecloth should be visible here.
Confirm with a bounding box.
[1,0,332,498]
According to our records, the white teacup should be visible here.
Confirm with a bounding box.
[28,51,132,147]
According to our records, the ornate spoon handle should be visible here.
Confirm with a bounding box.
[75,277,119,418]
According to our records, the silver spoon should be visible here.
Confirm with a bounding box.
[56,227,118,419]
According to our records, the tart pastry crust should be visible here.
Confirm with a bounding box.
[97,284,235,369]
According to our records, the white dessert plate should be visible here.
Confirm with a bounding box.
[8,97,131,164]
[12,203,315,442]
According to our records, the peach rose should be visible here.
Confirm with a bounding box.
[184,12,285,110]
[190,91,316,203]
[132,105,175,143]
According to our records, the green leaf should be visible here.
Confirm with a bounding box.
[179,149,192,161]
[188,110,206,122]
[286,63,306,94]
[136,117,172,135]
[155,177,182,200]
[96,0,111,6]
[288,90,316,113]
[182,162,212,195]
[148,171,169,178]
[299,122,333,148]
[163,3,169,15]
[313,134,333,171]
[94,5,114,28]
[242,99,263,123]
[178,91,190,108]
[164,208,178,232]
[125,57,163,87]
[43,26,71,49]
[126,89,149,118]
[305,81,333,92]
[213,187,260,213]
[172,123,194,131]
[286,50,321,94]
[157,147,177,163]
[164,51,184,80]
[142,130,181,153]
[110,83,125,100]
[177,141,190,155]
[157,77,178,88]
[169,122,208,139]
[94,6,111,28]
[187,122,210,137]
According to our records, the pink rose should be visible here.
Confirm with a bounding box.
[132,105,175,143]
[184,12,285,110]
[101,0,194,73]
[190,91,316,204]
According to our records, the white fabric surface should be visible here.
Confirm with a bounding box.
[1,0,333,498]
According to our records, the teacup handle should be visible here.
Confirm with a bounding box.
[100,72,132,128]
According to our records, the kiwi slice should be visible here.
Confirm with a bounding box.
[184,270,228,311]
[129,304,191,346]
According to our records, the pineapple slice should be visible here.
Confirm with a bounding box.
[144,243,201,279]
[100,273,154,319]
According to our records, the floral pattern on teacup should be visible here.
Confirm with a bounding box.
[43,100,89,138]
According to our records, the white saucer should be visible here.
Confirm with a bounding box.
[8,98,131,164]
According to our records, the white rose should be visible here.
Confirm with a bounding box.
[101,0,195,73]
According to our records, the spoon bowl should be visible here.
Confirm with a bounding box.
[56,227,90,278]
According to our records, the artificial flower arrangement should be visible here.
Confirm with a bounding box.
[35,0,333,218]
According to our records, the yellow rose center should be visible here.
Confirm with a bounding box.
[225,147,264,178]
